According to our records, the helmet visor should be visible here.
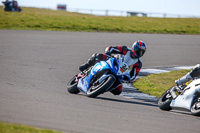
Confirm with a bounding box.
[133,44,145,58]
[136,50,145,57]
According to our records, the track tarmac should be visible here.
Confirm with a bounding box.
[0,30,200,133]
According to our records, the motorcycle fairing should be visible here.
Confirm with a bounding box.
[170,79,200,110]
[77,58,118,93]
[77,77,90,93]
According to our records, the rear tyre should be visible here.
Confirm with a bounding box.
[67,75,80,94]
[87,76,115,98]
[191,97,200,116]
[158,89,172,111]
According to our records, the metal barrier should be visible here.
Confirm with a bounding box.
[67,8,200,18]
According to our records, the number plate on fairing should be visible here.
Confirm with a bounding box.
[118,62,129,74]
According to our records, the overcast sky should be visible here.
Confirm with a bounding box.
[1,0,200,17]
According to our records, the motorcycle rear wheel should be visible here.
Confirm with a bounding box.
[87,76,115,98]
[158,88,172,111]
[67,75,80,94]
[191,98,200,116]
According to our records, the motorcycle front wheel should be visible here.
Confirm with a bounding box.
[191,97,200,116]
[158,88,172,111]
[67,75,80,94]
[87,76,115,98]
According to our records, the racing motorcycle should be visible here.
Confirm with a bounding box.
[158,78,200,116]
[67,55,133,98]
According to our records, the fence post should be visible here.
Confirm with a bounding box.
[106,10,108,16]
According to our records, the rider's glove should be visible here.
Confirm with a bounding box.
[105,51,111,56]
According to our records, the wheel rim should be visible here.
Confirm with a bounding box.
[194,102,200,110]
[71,78,76,85]
[88,78,107,93]
[162,92,171,102]
[68,76,77,86]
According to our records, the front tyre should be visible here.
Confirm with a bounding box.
[191,98,200,116]
[87,76,115,98]
[67,75,80,94]
[158,89,172,111]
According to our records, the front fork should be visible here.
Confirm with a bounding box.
[169,84,187,99]
[76,67,93,82]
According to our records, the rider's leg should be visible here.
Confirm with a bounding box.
[110,84,123,95]
[79,53,108,71]
[175,64,200,85]
[190,64,200,78]
[79,53,96,72]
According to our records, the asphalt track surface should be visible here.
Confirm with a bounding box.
[0,30,200,133]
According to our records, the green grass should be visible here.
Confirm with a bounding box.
[133,69,190,98]
[0,6,200,34]
[0,121,62,133]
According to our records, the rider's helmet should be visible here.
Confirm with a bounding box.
[130,40,147,58]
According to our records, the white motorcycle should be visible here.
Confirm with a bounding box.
[158,78,200,116]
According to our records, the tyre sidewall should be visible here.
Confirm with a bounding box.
[87,76,115,98]
[191,98,200,116]
[67,75,80,94]
[158,89,172,111]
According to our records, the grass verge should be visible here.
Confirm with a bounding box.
[133,69,190,98]
[0,121,62,133]
[0,6,200,34]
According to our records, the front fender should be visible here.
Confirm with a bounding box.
[98,74,116,84]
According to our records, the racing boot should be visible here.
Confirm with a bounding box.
[79,54,96,72]
[79,63,90,72]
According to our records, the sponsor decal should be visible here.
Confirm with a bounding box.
[91,64,103,75]
[171,100,175,106]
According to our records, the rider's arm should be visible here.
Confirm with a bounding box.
[105,46,128,55]
[175,64,200,85]
[190,64,200,78]
[129,59,142,82]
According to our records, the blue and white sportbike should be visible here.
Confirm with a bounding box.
[67,55,131,98]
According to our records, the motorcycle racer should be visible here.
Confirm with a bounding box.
[79,40,147,95]
[175,64,200,85]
